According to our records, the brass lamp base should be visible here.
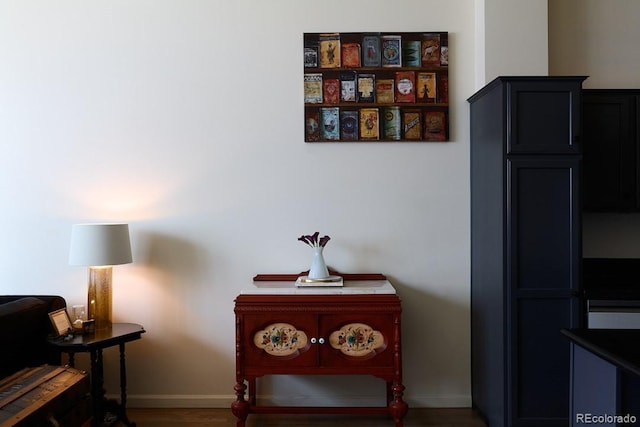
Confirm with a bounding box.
[88,266,113,329]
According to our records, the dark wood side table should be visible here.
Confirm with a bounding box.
[48,322,145,427]
[232,273,408,427]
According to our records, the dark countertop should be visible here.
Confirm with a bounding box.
[561,328,640,377]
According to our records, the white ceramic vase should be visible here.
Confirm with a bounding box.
[308,246,329,279]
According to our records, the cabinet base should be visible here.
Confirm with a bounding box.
[232,379,407,427]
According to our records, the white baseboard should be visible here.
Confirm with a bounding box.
[118,394,471,409]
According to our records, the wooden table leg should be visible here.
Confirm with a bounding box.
[90,349,106,426]
[117,342,136,426]
[68,352,76,368]
[389,381,408,427]
[231,380,249,427]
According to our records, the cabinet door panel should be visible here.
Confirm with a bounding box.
[582,92,637,211]
[507,80,581,154]
[318,314,395,367]
[508,157,580,291]
[511,297,577,426]
[243,314,317,367]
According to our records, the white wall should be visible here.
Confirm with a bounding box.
[479,0,549,84]
[0,0,548,409]
[549,0,640,89]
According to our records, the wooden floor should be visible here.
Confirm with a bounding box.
[122,408,487,427]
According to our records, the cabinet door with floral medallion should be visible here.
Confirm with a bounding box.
[318,313,396,370]
[243,314,317,369]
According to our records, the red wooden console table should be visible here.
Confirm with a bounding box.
[231,272,408,426]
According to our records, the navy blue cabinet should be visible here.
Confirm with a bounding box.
[582,90,639,211]
[469,77,585,427]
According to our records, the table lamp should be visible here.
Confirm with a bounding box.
[69,223,132,329]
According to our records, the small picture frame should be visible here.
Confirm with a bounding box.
[48,308,72,337]
[82,319,95,335]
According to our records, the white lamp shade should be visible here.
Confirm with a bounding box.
[69,223,132,266]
